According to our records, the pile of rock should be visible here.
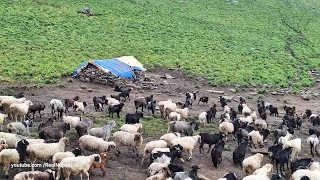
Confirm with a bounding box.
[76,64,127,86]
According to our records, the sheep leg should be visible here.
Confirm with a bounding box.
[117,112,120,118]
[207,144,212,153]
[101,167,106,176]
[55,167,62,180]
[3,161,9,178]
[199,142,204,153]
[187,150,192,160]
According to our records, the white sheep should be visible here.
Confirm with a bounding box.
[52,148,82,163]
[158,99,173,118]
[160,133,181,143]
[242,174,270,180]
[239,116,253,124]
[242,153,264,175]
[79,135,116,152]
[253,163,273,176]
[106,97,120,107]
[74,101,87,114]
[27,137,69,171]
[218,121,234,142]
[120,123,142,134]
[0,113,7,130]
[0,138,7,145]
[278,132,293,148]
[13,169,56,180]
[141,140,168,164]
[0,139,29,178]
[1,97,26,118]
[307,134,319,157]
[148,160,170,176]
[198,112,207,128]
[175,108,189,120]
[0,95,17,103]
[113,131,143,157]
[251,111,258,123]
[255,119,268,129]
[151,148,170,154]
[0,132,24,148]
[169,135,201,161]
[63,115,81,128]
[164,103,177,119]
[248,130,264,148]
[291,169,320,180]
[242,104,252,116]
[7,119,32,136]
[286,138,301,162]
[49,99,64,117]
[25,139,45,146]
[10,100,33,122]
[55,154,101,180]
[168,112,182,121]
[223,105,230,114]
[309,162,320,171]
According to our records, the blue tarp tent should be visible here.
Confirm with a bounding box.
[73,58,143,79]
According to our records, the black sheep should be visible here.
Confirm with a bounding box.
[305,109,312,119]
[198,96,208,105]
[311,115,320,126]
[211,140,225,168]
[27,101,45,119]
[199,132,225,153]
[134,95,153,112]
[37,117,55,132]
[236,128,248,146]
[238,104,243,114]
[291,158,313,173]
[39,122,71,142]
[233,137,248,167]
[108,103,125,118]
[125,112,144,124]
[110,94,121,101]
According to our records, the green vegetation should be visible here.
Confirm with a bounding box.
[1,0,319,88]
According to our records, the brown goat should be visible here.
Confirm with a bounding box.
[64,96,79,113]
[88,152,109,176]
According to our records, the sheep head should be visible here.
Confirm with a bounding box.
[59,137,69,146]
[254,153,264,162]
[134,133,143,146]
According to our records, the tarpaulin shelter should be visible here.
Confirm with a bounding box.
[73,56,146,79]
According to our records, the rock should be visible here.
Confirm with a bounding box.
[246,92,258,95]
[224,96,234,101]
[80,86,87,89]
[156,93,162,95]
[87,89,93,92]
[206,90,224,94]
[165,74,173,79]
[301,94,311,100]
[229,88,236,93]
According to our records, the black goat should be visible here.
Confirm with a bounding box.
[309,127,320,137]
[114,86,131,93]
[236,128,248,146]
[168,164,184,174]
[186,92,197,101]
[119,89,131,102]
[268,143,283,164]
[125,112,144,124]
[305,109,312,119]
[198,96,208,105]
[37,117,55,132]
[269,105,279,116]
[199,132,225,153]
[211,140,225,168]
[230,108,237,121]
[311,115,320,126]
[275,147,292,175]
[134,95,153,112]
[291,158,313,173]
[219,96,228,108]
[147,100,156,115]
[150,148,183,165]
[93,96,106,111]
[274,128,294,145]
[206,105,217,124]
[220,172,239,180]
[238,104,243,114]
[108,103,125,118]
[27,101,45,119]
[233,137,249,167]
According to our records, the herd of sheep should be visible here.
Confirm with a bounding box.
[0,87,319,180]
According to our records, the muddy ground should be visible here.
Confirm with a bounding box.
[1,67,320,180]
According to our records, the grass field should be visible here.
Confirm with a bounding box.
[1,0,319,88]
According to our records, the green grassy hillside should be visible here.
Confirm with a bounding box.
[1,0,319,88]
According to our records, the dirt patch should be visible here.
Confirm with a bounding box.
[1,67,320,180]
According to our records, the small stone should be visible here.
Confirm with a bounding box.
[156,93,162,95]
[165,74,173,79]
[229,89,236,93]
[246,92,258,95]
[206,90,224,94]
[301,94,310,100]
[87,89,93,92]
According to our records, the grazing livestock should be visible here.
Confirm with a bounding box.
[198,96,209,105]
[92,96,106,111]
[64,96,79,113]
[50,99,64,117]
[211,140,225,168]
[88,120,116,141]
[167,121,199,136]
[275,147,292,175]
[147,100,156,115]
[150,147,184,165]
[242,153,264,175]
[199,132,225,153]
[27,101,45,119]
[134,95,153,112]
[125,112,144,124]
[233,137,249,167]
[291,158,313,173]
[108,103,125,118]
[269,105,279,116]
[172,165,200,180]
